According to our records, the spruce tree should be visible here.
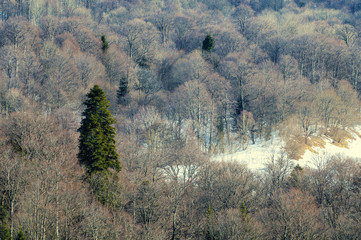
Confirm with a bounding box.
[78,85,120,175]
[205,204,220,240]
[240,202,248,222]
[15,229,27,240]
[101,35,109,53]
[117,76,129,105]
[0,206,10,240]
[0,223,11,240]
[202,34,214,53]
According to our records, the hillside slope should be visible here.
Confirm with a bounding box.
[214,127,361,170]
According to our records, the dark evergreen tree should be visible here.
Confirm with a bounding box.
[240,202,248,222]
[0,206,10,240]
[202,34,214,53]
[205,204,220,240]
[0,223,11,240]
[78,85,120,175]
[117,76,129,105]
[294,0,306,8]
[88,171,122,208]
[101,35,109,53]
[15,229,27,240]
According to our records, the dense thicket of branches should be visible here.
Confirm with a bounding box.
[0,0,361,239]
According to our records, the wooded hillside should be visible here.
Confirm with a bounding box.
[0,0,360,239]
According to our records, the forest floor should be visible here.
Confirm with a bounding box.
[213,127,361,171]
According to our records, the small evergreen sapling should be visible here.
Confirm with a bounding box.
[15,229,27,240]
[101,35,109,53]
[117,76,129,105]
[0,206,10,240]
[202,34,214,53]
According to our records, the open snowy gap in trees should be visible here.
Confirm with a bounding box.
[213,127,361,171]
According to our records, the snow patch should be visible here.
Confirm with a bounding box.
[213,134,284,171]
[213,127,361,171]
[302,127,361,168]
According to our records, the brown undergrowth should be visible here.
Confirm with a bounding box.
[283,135,325,160]
[323,127,355,148]
[282,127,356,160]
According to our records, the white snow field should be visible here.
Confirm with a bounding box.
[213,128,361,171]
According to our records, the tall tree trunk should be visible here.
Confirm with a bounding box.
[171,210,177,240]
[55,182,59,240]
[208,101,214,153]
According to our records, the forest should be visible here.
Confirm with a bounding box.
[0,0,361,239]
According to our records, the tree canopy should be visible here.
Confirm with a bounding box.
[0,0,361,239]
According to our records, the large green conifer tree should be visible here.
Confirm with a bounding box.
[78,85,120,175]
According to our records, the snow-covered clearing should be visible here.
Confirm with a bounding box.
[213,128,361,171]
